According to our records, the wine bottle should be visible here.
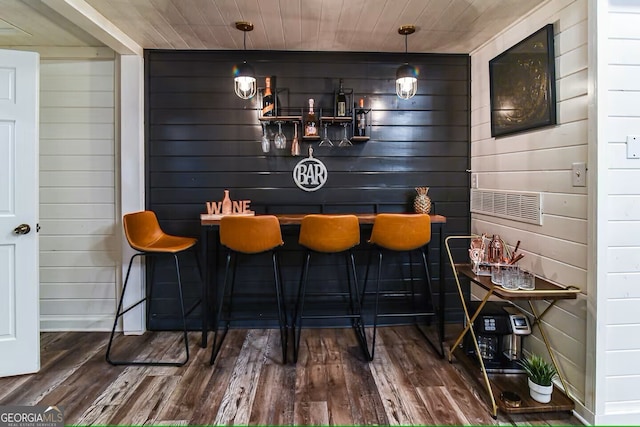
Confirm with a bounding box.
[262,77,274,117]
[356,98,366,136]
[336,79,347,117]
[304,98,318,137]
[271,75,282,116]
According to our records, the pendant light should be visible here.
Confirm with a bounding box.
[233,21,256,99]
[396,25,418,100]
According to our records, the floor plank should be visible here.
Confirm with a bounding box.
[0,327,584,426]
[155,341,216,421]
[248,328,296,425]
[325,362,354,425]
[1,332,107,406]
[213,329,269,425]
[189,330,247,425]
[368,332,436,425]
[417,385,471,425]
[107,375,179,425]
[249,363,296,425]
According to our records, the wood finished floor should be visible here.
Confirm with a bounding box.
[0,326,581,426]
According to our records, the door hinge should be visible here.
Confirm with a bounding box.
[36,223,40,233]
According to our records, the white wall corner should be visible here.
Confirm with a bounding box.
[572,399,595,426]
[590,0,611,421]
[119,54,145,334]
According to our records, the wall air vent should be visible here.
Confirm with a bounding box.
[471,189,542,225]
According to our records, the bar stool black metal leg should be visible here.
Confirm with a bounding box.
[210,251,233,365]
[369,249,384,361]
[272,251,288,364]
[345,252,356,323]
[145,255,157,329]
[189,245,206,348]
[347,250,370,361]
[361,247,374,304]
[227,251,239,321]
[201,229,210,348]
[276,251,288,327]
[182,248,205,324]
[419,247,444,357]
[172,253,190,366]
[408,251,419,325]
[293,247,369,364]
[107,252,189,366]
[293,251,311,363]
[106,253,139,365]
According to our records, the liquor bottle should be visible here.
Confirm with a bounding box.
[489,234,504,263]
[304,98,318,137]
[356,98,366,136]
[336,79,347,117]
[262,77,274,117]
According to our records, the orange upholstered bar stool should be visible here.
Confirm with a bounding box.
[363,213,442,360]
[106,210,202,366]
[210,215,287,365]
[293,214,369,362]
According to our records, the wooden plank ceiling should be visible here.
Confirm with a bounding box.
[0,0,546,54]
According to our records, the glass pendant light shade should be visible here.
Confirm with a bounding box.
[233,61,256,99]
[396,25,418,100]
[396,63,418,99]
[233,21,256,99]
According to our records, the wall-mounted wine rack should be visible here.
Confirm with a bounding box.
[256,82,371,143]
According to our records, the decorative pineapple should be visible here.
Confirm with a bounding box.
[414,187,432,214]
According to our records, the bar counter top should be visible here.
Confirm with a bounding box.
[201,213,447,226]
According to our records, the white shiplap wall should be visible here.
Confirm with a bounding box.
[39,59,117,331]
[601,0,640,422]
[470,0,590,416]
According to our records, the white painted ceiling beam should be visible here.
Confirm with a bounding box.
[40,0,142,55]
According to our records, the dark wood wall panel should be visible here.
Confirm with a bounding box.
[145,49,470,330]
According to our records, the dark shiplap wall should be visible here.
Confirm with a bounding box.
[145,50,470,330]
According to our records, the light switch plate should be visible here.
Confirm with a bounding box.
[572,162,586,187]
[627,135,640,159]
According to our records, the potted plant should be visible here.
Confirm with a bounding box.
[518,353,557,403]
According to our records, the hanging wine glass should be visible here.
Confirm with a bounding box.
[274,121,286,149]
[319,122,333,146]
[260,122,270,153]
[338,122,352,147]
[291,122,300,156]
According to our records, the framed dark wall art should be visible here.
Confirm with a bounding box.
[489,24,557,137]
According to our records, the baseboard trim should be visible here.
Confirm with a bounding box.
[596,411,640,425]
[41,315,114,331]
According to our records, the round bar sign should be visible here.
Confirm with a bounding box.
[293,148,327,192]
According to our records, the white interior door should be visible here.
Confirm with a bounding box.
[0,49,40,377]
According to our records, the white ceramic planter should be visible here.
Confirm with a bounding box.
[528,378,553,403]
